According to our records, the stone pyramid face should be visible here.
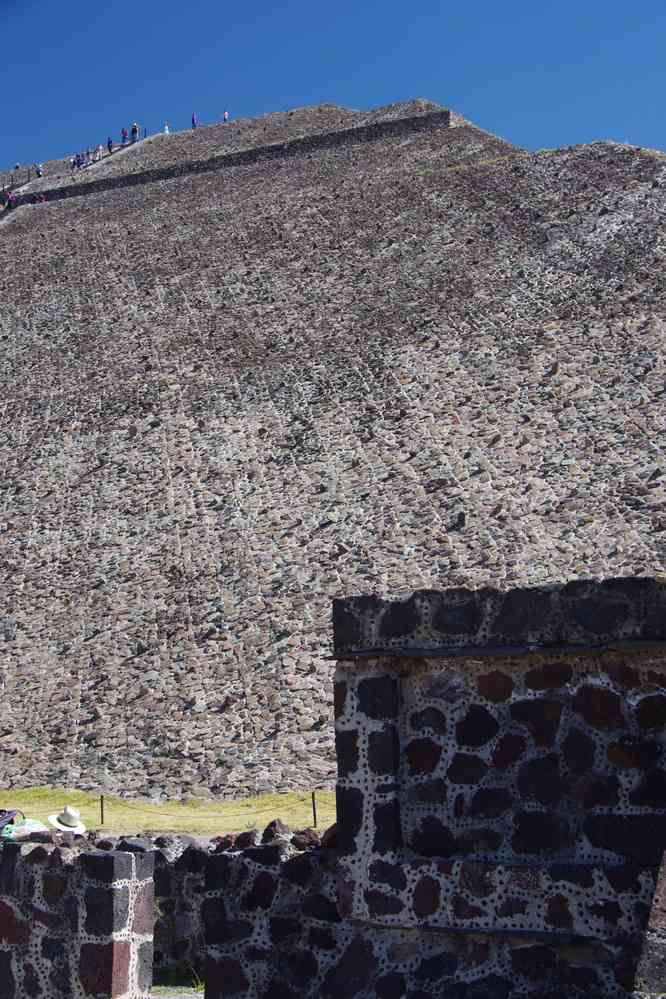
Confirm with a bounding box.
[0,102,665,798]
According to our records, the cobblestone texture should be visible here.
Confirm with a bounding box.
[0,100,665,798]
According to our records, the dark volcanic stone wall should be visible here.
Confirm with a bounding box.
[0,842,154,998]
[329,581,666,997]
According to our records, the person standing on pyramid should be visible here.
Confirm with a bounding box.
[192,111,198,129]
[223,109,230,123]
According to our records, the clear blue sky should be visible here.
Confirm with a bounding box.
[1,0,664,167]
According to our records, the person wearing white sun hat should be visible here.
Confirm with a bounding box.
[48,805,86,835]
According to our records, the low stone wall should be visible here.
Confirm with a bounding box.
[152,840,207,979]
[0,840,154,998]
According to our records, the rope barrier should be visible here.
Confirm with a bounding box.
[90,790,332,826]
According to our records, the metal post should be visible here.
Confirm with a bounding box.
[100,795,105,826]
[311,790,317,828]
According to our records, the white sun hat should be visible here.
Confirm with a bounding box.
[48,805,86,835]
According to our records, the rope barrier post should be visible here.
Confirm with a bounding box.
[100,795,105,826]
[311,790,317,829]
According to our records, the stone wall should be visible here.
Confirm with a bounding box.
[91,833,210,981]
[0,841,154,998]
[8,108,451,210]
[203,833,527,999]
[3,580,666,997]
[329,580,666,997]
[152,839,207,979]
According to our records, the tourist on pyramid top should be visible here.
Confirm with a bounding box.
[164,121,170,134]
[107,136,113,154]
[131,122,139,143]
[121,127,128,145]
[192,111,198,128]
[35,162,43,177]
[223,109,230,123]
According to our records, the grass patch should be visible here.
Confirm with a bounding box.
[153,962,205,993]
[0,787,335,836]
[152,988,203,997]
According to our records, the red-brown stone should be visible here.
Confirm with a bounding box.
[525,662,572,690]
[333,681,347,720]
[476,671,513,703]
[510,699,563,747]
[452,894,484,919]
[79,942,129,997]
[243,870,277,910]
[132,882,154,935]
[574,685,625,729]
[292,828,320,851]
[205,958,249,997]
[413,876,440,917]
[42,873,67,907]
[492,734,527,770]
[336,877,355,919]
[0,900,29,945]
[545,894,573,929]
[406,738,442,775]
[320,823,338,849]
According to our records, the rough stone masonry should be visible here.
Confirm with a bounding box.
[329,578,666,997]
[1,99,665,800]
